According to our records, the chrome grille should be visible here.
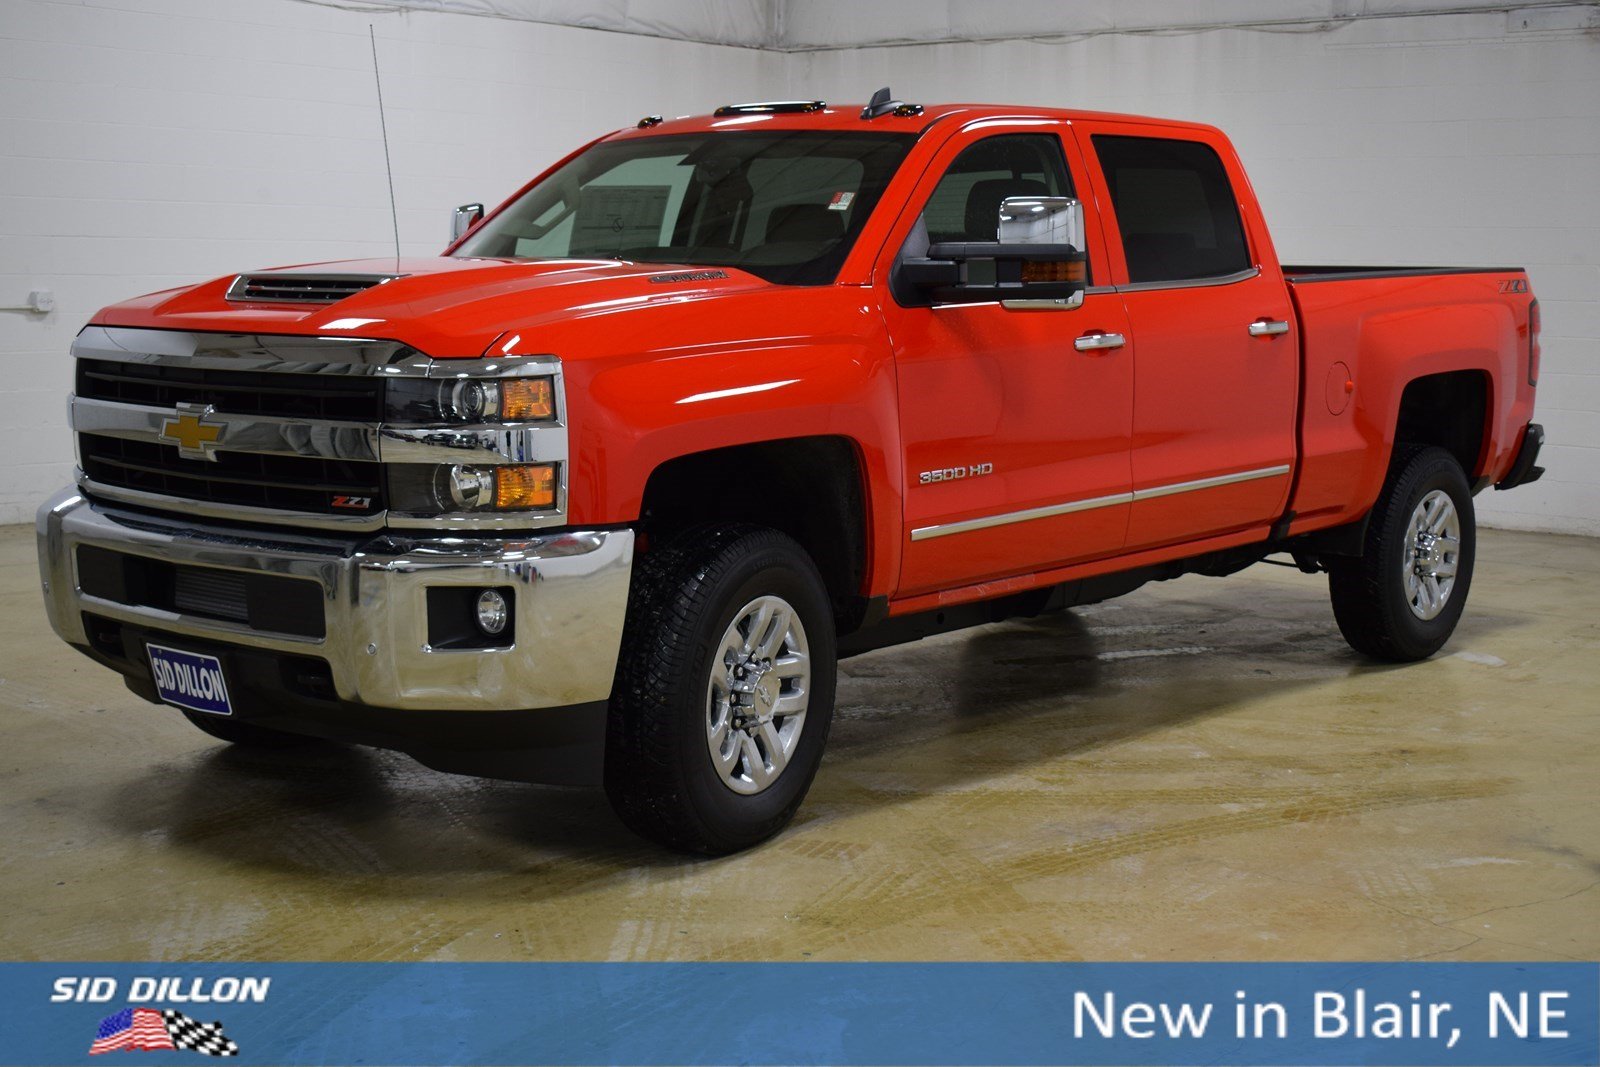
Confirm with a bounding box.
[69,325,569,533]
[225,273,400,304]
[79,436,384,518]
[77,358,384,421]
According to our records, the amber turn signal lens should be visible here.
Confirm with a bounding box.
[494,464,557,510]
[1021,260,1086,283]
[501,377,555,420]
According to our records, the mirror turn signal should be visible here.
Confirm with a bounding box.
[1021,260,1086,284]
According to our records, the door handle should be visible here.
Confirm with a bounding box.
[1248,318,1290,337]
[1074,331,1126,352]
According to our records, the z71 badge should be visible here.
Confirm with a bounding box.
[919,462,994,485]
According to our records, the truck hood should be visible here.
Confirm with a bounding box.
[93,256,776,358]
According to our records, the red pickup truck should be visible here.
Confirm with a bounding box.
[38,94,1544,853]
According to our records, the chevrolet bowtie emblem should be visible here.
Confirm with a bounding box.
[160,403,225,461]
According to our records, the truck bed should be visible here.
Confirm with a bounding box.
[1283,263,1537,537]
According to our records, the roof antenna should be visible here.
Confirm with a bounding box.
[860,86,919,120]
[861,86,893,120]
[368,25,401,273]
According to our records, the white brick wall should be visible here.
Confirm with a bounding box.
[2,1,1596,535]
[791,10,1600,535]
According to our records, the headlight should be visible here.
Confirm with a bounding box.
[388,463,560,515]
[447,465,495,509]
[453,380,495,420]
[385,375,556,424]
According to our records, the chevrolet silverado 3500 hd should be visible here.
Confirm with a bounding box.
[38,94,1545,853]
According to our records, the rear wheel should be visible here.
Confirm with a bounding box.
[180,710,320,749]
[604,525,837,854]
[1328,445,1476,661]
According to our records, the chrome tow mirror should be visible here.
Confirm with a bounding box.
[897,194,1087,308]
[997,196,1083,248]
[450,203,485,242]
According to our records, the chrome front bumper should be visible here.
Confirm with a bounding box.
[36,488,633,713]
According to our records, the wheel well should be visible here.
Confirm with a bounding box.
[1394,371,1489,478]
[637,436,870,631]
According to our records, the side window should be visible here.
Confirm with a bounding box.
[921,134,1073,243]
[1091,135,1251,283]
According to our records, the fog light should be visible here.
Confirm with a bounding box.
[475,589,508,635]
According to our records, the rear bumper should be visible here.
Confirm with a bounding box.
[1495,423,1545,491]
[36,489,634,783]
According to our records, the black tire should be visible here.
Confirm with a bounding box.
[1328,445,1476,662]
[181,709,320,749]
[604,525,837,855]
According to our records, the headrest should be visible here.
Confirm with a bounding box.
[1123,232,1199,279]
[766,203,845,244]
[963,178,1048,240]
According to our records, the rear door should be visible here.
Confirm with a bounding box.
[1075,123,1299,550]
[877,123,1135,597]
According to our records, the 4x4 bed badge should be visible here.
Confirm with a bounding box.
[159,402,225,462]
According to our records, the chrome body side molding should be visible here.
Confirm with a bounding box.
[909,464,1291,541]
[1130,464,1292,502]
[911,491,1133,542]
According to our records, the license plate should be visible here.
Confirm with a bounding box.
[146,643,234,716]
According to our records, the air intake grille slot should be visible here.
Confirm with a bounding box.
[77,547,326,639]
[173,567,250,623]
[76,359,384,421]
[226,273,399,304]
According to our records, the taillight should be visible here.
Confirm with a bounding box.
[1528,299,1541,387]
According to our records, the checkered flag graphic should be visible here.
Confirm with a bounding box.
[162,1011,240,1057]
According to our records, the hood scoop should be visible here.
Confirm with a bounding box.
[225,272,404,304]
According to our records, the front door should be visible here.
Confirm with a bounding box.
[878,125,1135,598]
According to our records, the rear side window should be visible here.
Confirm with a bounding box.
[1091,135,1250,283]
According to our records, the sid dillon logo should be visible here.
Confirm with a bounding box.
[54,977,266,1058]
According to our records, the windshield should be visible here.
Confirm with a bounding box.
[453,131,915,285]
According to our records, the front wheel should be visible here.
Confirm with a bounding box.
[604,525,837,854]
[1328,445,1476,661]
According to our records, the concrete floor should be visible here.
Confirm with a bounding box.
[1,524,1595,963]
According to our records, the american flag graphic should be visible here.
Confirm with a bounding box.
[89,1007,239,1057]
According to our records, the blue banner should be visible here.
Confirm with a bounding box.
[3,962,1594,1066]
